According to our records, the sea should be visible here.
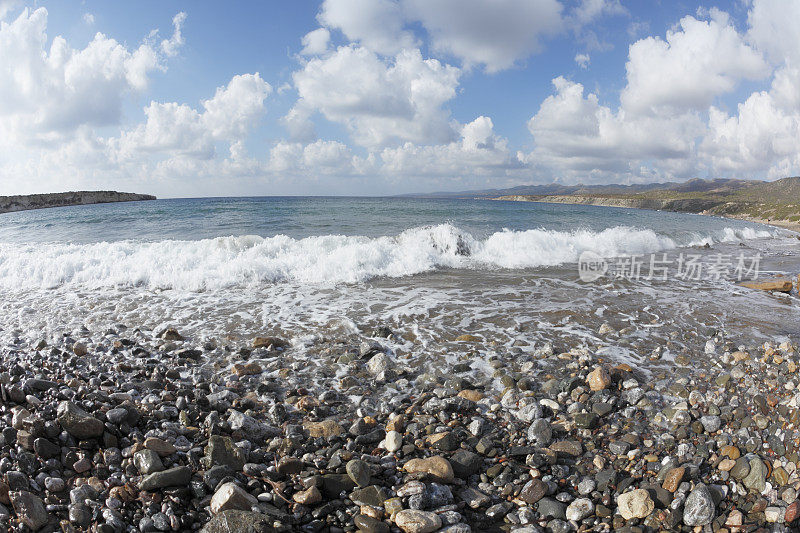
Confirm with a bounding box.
[1,197,799,379]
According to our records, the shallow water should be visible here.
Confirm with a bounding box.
[0,197,798,381]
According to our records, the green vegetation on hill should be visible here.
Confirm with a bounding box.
[494,177,800,229]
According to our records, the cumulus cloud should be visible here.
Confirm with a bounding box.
[83,12,95,25]
[116,73,271,158]
[403,0,563,72]
[574,53,590,68]
[621,10,768,114]
[0,7,185,145]
[289,46,460,149]
[300,28,330,55]
[525,77,703,180]
[318,0,417,56]
[524,2,799,183]
[380,116,522,177]
[702,66,800,177]
[747,0,800,65]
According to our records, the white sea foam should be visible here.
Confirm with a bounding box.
[0,224,778,290]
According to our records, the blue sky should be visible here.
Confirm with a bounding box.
[0,0,798,197]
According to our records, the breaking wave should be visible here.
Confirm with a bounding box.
[0,224,776,290]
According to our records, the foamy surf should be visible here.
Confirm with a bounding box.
[0,224,778,290]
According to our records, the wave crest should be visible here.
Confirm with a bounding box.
[0,224,777,290]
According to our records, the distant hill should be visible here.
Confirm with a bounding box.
[483,177,800,231]
[0,191,156,214]
[402,178,758,199]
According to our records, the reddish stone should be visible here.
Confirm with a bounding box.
[785,500,800,523]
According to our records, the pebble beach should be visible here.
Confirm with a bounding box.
[2,318,800,532]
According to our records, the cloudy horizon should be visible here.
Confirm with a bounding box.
[0,0,798,198]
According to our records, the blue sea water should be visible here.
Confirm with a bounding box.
[0,196,780,244]
[0,197,797,372]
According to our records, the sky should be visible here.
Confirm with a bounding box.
[0,0,798,198]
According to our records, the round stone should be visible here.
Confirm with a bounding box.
[617,489,654,520]
[683,483,716,526]
[566,498,594,521]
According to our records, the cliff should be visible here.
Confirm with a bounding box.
[0,191,156,214]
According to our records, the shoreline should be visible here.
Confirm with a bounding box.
[489,195,800,233]
[0,191,156,215]
[2,320,800,531]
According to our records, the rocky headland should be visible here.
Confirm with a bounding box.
[0,192,156,215]
[491,177,800,232]
[1,321,800,532]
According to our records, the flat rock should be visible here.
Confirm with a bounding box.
[662,467,685,492]
[57,401,104,440]
[144,437,176,456]
[305,419,344,438]
[205,435,246,471]
[354,514,390,533]
[139,466,192,491]
[10,491,48,531]
[211,482,257,514]
[403,456,454,483]
[200,510,276,533]
[549,440,583,457]
[394,509,442,533]
[739,278,793,292]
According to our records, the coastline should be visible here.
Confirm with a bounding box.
[490,195,800,233]
[0,191,156,215]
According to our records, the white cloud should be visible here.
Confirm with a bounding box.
[318,0,417,56]
[380,116,521,177]
[116,73,271,158]
[574,53,590,68]
[289,46,460,149]
[300,27,330,55]
[571,0,625,26]
[525,77,704,180]
[621,11,768,114]
[0,0,20,20]
[525,2,800,183]
[403,0,563,73]
[0,7,185,145]
[83,12,95,25]
[268,139,365,175]
[747,0,800,65]
[702,65,800,177]
[160,12,187,58]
